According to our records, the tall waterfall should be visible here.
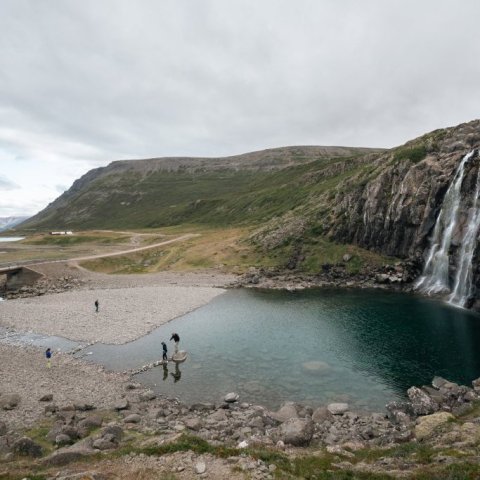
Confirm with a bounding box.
[448,161,480,306]
[415,150,477,304]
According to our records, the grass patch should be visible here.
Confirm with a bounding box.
[22,420,55,456]
[80,227,275,274]
[393,145,427,164]
[353,442,435,465]
[412,462,480,479]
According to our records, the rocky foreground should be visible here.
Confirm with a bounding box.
[1,350,480,479]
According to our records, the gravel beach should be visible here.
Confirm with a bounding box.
[0,284,226,344]
[0,343,129,431]
[0,267,235,431]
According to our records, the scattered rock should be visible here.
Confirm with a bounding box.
[224,392,239,403]
[279,418,314,446]
[39,393,53,402]
[12,436,43,457]
[407,387,439,415]
[270,402,299,423]
[114,399,129,411]
[139,390,157,402]
[312,406,331,423]
[0,394,20,410]
[185,417,203,431]
[55,433,72,446]
[124,414,141,424]
[195,460,206,474]
[327,403,349,415]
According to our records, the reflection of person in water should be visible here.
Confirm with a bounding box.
[162,363,169,381]
[170,363,182,383]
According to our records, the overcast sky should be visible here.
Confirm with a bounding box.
[1,0,480,217]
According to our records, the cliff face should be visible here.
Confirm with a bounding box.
[322,120,480,307]
[327,120,480,257]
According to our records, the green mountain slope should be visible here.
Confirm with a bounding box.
[22,146,383,230]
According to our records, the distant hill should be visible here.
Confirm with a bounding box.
[0,216,29,232]
[20,145,384,230]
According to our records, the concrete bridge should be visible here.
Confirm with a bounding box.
[0,265,44,291]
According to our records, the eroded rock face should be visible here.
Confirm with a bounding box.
[325,121,480,306]
[328,122,480,258]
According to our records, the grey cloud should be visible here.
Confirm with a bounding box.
[0,0,480,215]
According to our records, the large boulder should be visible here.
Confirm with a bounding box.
[101,425,123,442]
[185,417,203,431]
[270,402,299,423]
[327,403,349,415]
[407,387,439,415]
[312,406,331,423]
[124,414,141,424]
[139,390,156,402]
[279,418,314,446]
[12,436,43,457]
[415,412,454,440]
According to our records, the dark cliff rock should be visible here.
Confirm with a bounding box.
[327,120,480,260]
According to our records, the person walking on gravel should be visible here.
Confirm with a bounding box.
[170,332,180,353]
[45,348,52,368]
[94,299,99,313]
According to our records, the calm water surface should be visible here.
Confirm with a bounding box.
[82,288,480,411]
[0,237,24,242]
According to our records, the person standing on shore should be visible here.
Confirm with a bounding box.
[94,299,99,313]
[45,348,52,368]
[161,341,168,362]
[170,332,180,353]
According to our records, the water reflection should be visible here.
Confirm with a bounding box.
[82,288,480,410]
[170,363,182,383]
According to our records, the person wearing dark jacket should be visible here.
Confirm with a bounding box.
[161,341,168,361]
[170,332,180,353]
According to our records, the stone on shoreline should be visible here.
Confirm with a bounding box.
[407,387,438,415]
[327,403,349,415]
[270,402,299,423]
[279,418,314,446]
[224,392,239,403]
